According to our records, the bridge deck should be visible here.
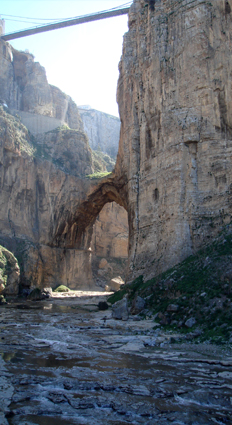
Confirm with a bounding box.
[0,7,130,41]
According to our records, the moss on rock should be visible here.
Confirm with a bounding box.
[53,285,70,293]
[0,245,20,296]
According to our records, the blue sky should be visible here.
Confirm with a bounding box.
[0,1,132,116]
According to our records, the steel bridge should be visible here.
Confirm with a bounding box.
[0,5,131,42]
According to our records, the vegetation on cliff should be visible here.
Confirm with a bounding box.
[0,245,20,296]
[0,107,35,157]
[92,150,115,173]
[108,226,232,344]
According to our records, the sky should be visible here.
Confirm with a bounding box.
[0,1,132,116]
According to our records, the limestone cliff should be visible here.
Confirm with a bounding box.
[92,202,128,259]
[4,0,231,291]
[91,201,128,285]
[116,0,232,282]
[78,107,120,159]
[0,40,83,131]
[0,38,129,290]
[0,106,94,289]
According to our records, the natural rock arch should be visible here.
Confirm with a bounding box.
[51,175,128,253]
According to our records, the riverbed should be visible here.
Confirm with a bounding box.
[0,292,232,425]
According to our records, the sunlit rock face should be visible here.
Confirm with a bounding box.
[0,106,95,289]
[0,39,128,290]
[116,0,232,282]
[0,39,83,131]
[78,108,120,160]
[92,202,128,259]
[91,202,128,284]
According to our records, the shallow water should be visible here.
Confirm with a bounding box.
[0,297,232,424]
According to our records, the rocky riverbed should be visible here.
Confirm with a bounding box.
[0,292,232,425]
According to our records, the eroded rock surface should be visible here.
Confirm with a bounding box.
[0,39,129,290]
[116,0,232,282]
[0,106,95,289]
[78,107,120,159]
[0,40,83,130]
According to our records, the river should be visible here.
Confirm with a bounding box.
[0,292,232,424]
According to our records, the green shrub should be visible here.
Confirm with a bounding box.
[53,285,70,293]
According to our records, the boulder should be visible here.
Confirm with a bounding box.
[130,296,146,315]
[99,258,108,269]
[112,298,129,321]
[42,287,53,298]
[28,288,43,301]
[0,245,20,296]
[185,317,196,328]
[109,276,124,292]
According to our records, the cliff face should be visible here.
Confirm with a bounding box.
[78,107,120,159]
[0,106,95,289]
[116,0,232,282]
[0,39,128,290]
[0,40,83,131]
[92,202,128,259]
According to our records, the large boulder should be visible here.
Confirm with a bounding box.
[109,276,124,292]
[130,296,146,315]
[112,297,129,321]
[0,245,20,296]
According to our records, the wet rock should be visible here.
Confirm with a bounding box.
[27,288,43,301]
[98,301,108,311]
[185,317,196,328]
[218,371,232,380]
[112,297,129,321]
[69,397,95,410]
[0,359,14,422]
[47,391,67,404]
[130,296,146,315]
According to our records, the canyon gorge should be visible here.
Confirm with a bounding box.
[0,0,232,291]
[0,35,128,292]
[0,1,232,424]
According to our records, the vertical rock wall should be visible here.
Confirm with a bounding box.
[0,39,83,130]
[78,107,120,159]
[92,202,128,258]
[116,0,232,282]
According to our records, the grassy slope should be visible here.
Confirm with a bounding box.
[108,227,232,344]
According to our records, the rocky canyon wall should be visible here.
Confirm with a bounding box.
[0,41,83,131]
[0,106,96,289]
[116,0,232,282]
[0,39,128,290]
[78,107,120,159]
